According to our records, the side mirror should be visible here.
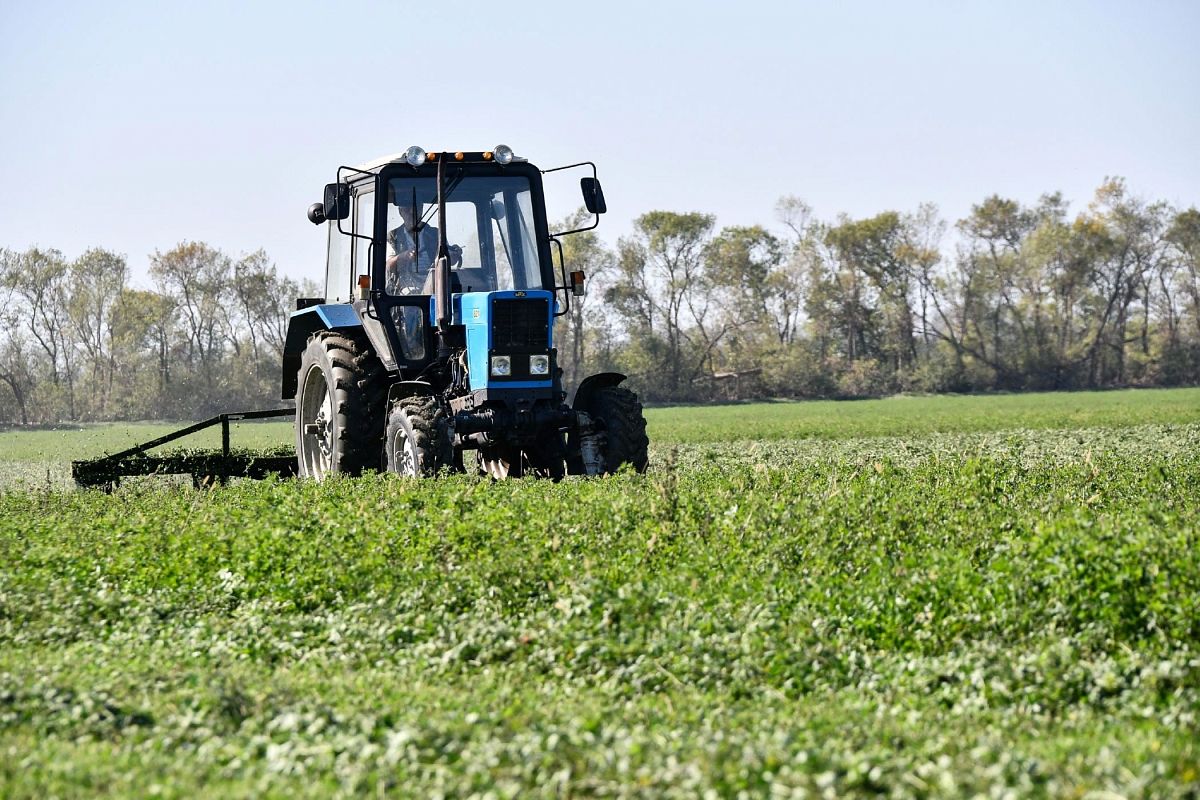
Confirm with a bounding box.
[323,183,351,222]
[490,198,507,221]
[581,178,606,215]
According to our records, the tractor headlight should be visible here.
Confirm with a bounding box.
[490,355,512,376]
[493,144,515,165]
[404,146,427,166]
[529,355,550,375]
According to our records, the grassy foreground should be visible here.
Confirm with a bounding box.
[1,390,1199,797]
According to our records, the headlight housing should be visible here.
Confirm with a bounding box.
[403,146,426,166]
[493,144,515,165]
[529,355,550,375]
[490,355,512,376]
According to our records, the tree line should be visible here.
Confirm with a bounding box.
[0,243,312,425]
[559,178,1200,402]
[2,177,1198,424]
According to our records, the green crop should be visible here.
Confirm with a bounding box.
[1,390,1198,797]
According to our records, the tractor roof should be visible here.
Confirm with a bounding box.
[348,152,408,176]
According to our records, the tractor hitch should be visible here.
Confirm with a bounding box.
[451,405,580,448]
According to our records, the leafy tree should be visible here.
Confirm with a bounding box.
[1,247,82,417]
[826,212,921,372]
[68,248,128,417]
[150,241,233,396]
[0,254,35,424]
[610,211,716,400]
[705,225,796,346]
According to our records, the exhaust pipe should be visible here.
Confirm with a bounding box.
[433,155,452,332]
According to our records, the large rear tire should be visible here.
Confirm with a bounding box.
[296,331,387,479]
[577,386,649,475]
[385,395,453,477]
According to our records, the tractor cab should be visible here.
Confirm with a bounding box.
[284,145,645,479]
[373,161,557,379]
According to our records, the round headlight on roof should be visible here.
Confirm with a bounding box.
[404,146,427,166]
[493,144,515,165]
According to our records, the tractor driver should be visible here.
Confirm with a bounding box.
[385,202,463,296]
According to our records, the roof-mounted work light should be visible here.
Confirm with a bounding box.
[493,144,515,165]
[403,146,427,166]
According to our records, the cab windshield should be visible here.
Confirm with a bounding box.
[384,173,544,296]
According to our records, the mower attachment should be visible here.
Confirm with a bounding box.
[71,409,297,490]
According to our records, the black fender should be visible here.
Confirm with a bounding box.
[387,381,436,405]
[572,372,627,412]
[280,304,364,399]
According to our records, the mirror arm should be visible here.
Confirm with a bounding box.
[549,219,599,238]
[544,160,601,237]
[334,163,380,240]
[540,160,598,176]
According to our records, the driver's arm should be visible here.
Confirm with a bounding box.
[386,229,416,271]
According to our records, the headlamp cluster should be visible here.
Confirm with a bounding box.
[490,354,551,378]
[401,144,521,167]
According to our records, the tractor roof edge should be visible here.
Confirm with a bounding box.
[344,149,526,180]
[348,152,409,175]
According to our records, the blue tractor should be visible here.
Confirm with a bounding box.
[282,145,648,479]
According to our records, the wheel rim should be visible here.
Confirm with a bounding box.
[300,365,333,479]
[392,427,417,476]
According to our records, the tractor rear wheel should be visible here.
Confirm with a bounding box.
[296,331,386,479]
[581,386,649,475]
[386,396,453,477]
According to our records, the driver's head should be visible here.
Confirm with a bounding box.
[396,203,420,231]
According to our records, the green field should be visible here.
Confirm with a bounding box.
[2,389,1199,797]
[4,387,1199,489]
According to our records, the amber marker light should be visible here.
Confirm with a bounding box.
[358,275,370,289]
[454,152,465,161]
[427,152,438,161]
[482,151,493,160]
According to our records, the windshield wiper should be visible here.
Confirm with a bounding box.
[420,168,466,227]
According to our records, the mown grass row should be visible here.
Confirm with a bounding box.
[2,424,1198,796]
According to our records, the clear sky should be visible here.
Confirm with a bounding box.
[1,0,1197,285]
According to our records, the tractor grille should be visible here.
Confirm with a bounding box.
[492,298,549,351]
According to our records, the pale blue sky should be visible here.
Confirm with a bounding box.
[1,0,1197,284]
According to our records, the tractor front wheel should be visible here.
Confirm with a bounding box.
[577,386,649,475]
[386,396,453,477]
[296,331,386,479]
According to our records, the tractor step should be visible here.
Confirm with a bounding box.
[71,409,297,490]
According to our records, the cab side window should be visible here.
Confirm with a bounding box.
[354,191,374,278]
[325,221,351,302]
